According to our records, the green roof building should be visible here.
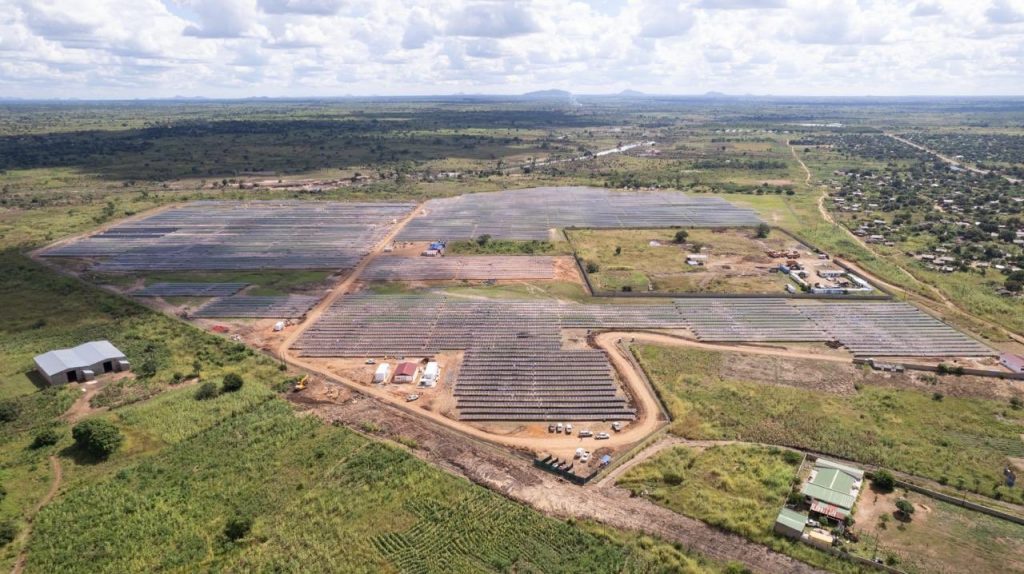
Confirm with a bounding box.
[801,458,864,518]
[774,508,808,539]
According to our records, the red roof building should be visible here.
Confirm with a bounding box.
[394,362,419,383]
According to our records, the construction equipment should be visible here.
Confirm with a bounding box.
[293,374,309,392]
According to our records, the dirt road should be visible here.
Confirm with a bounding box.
[11,456,62,574]
[886,133,1020,184]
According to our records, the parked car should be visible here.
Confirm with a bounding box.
[405,394,419,402]
[580,451,591,463]
[574,448,585,459]
[564,423,573,435]
[548,424,556,433]
[578,430,593,438]
[556,423,564,433]
[365,358,376,365]
[595,432,610,440]
[611,422,622,432]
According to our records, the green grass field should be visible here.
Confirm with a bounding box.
[617,444,862,573]
[633,344,1024,504]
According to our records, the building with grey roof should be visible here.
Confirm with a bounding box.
[33,340,129,385]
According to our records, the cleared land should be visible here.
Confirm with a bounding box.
[42,200,415,271]
[192,294,321,318]
[570,228,804,294]
[852,488,1024,574]
[398,187,762,241]
[362,255,557,281]
[633,343,1024,503]
[133,282,248,297]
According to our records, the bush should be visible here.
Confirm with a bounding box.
[224,515,253,541]
[673,230,688,244]
[895,498,915,518]
[585,261,600,274]
[756,223,771,238]
[31,428,61,449]
[195,382,220,401]
[0,520,17,547]
[71,419,123,459]
[0,400,20,423]
[873,470,896,492]
[221,373,244,393]
[475,234,491,247]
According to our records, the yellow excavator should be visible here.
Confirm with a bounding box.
[293,374,309,392]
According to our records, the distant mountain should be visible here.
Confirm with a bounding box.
[618,89,646,97]
[521,89,572,99]
[703,91,729,98]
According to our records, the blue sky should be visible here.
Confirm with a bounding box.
[0,0,1022,98]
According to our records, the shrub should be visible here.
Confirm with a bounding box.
[895,498,915,519]
[873,470,896,492]
[0,520,17,547]
[195,382,220,401]
[0,401,20,423]
[756,223,771,238]
[31,428,61,449]
[475,234,491,247]
[224,515,253,541]
[673,230,689,244]
[221,373,244,393]
[1011,397,1023,410]
[932,392,944,401]
[585,261,600,274]
[614,246,622,256]
[71,419,123,459]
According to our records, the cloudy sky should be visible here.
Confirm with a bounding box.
[1,0,1022,99]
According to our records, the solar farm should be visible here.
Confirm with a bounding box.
[293,293,993,421]
[398,186,762,241]
[362,256,557,281]
[42,200,414,271]
[133,282,249,297]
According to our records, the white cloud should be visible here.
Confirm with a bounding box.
[0,0,1020,97]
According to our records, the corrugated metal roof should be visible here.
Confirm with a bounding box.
[33,340,125,377]
[775,508,808,531]
[395,362,417,376]
[801,482,856,509]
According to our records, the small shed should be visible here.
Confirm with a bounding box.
[421,361,440,386]
[774,508,808,539]
[394,362,419,384]
[373,363,391,384]
[34,340,129,385]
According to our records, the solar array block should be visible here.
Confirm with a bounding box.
[134,282,249,297]
[193,295,320,318]
[397,187,763,241]
[43,200,415,272]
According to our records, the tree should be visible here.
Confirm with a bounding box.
[195,382,220,401]
[31,428,60,449]
[895,498,915,519]
[614,246,622,256]
[221,373,244,393]
[476,234,491,247]
[873,470,896,492]
[756,223,771,238]
[673,230,689,244]
[72,419,123,459]
[585,261,600,274]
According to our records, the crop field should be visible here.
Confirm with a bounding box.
[633,344,1024,503]
[362,256,557,281]
[25,399,716,574]
[569,228,812,294]
[42,200,415,272]
[616,445,856,573]
[398,187,762,241]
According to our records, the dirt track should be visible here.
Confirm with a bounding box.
[11,456,62,574]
